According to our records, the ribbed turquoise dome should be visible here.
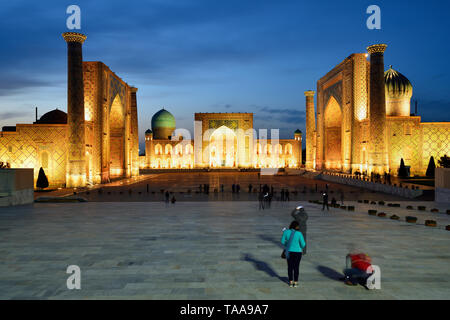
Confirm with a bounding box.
[151,109,176,130]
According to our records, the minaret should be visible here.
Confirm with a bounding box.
[130,87,139,176]
[62,32,87,188]
[304,91,316,170]
[145,129,153,168]
[367,44,388,175]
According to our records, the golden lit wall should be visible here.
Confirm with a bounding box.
[146,138,195,169]
[386,117,421,176]
[0,61,138,188]
[83,61,138,183]
[421,122,450,173]
[0,125,68,187]
[143,113,301,169]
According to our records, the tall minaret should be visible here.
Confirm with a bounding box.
[63,32,87,188]
[304,91,316,170]
[130,87,139,176]
[367,44,388,175]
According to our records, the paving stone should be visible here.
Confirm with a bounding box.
[0,201,449,299]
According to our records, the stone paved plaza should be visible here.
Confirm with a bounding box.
[0,200,449,300]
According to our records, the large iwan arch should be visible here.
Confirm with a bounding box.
[324,96,343,170]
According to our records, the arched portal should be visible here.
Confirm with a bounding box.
[109,95,125,177]
[324,96,343,170]
[209,125,237,168]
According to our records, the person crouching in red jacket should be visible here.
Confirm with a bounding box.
[343,253,374,287]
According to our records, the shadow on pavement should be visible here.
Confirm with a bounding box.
[243,253,288,283]
[317,265,343,281]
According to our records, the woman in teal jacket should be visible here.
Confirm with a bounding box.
[281,221,306,287]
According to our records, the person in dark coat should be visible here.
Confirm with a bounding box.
[291,206,308,254]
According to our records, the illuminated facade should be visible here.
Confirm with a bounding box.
[305,44,450,176]
[0,32,139,187]
[142,111,302,169]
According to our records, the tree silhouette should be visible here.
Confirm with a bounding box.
[36,167,49,189]
[425,156,436,178]
[398,158,408,178]
[438,155,450,168]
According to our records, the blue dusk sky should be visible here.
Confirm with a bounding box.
[0,0,449,150]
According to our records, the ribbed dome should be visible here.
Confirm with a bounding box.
[35,109,67,124]
[385,66,413,99]
[151,109,175,129]
[145,129,153,134]
[294,129,302,134]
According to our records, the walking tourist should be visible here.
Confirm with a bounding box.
[281,221,306,287]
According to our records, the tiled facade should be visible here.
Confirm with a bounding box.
[0,33,139,188]
[143,113,302,169]
[306,45,450,176]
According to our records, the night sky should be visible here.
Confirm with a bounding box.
[1,0,449,150]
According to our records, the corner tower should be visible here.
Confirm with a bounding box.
[62,32,87,188]
[304,91,316,169]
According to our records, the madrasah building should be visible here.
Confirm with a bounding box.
[141,110,302,170]
[1,36,449,188]
[0,32,140,188]
[0,32,302,188]
[304,44,450,176]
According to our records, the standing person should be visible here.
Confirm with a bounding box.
[281,189,285,201]
[221,184,224,193]
[248,184,253,193]
[281,221,306,287]
[171,195,176,205]
[285,189,290,202]
[340,191,344,205]
[237,184,241,193]
[165,191,170,206]
[232,184,235,193]
[258,192,265,210]
[291,206,308,254]
[322,192,329,211]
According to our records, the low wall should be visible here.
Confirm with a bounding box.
[435,168,450,204]
[319,173,423,199]
[0,168,34,207]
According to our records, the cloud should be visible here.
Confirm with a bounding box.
[255,105,305,124]
[0,75,53,96]
[0,111,29,120]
